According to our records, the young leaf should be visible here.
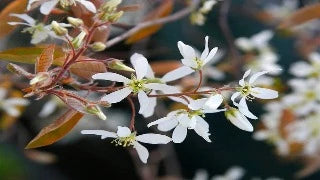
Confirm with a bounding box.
[25,109,84,149]
[7,63,34,79]
[0,0,28,38]
[278,3,320,29]
[0,46,65,65]
[35,45,55,73]
[70,60,107,80]
[125,0,173,44]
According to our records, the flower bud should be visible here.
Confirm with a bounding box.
[101,0,122,11]
[91,42,106,52]
[107,59,135,72]
[72,31,87,49]
[67,17,83,27]
[85,104,107,120]
[51,21,68,36]
[30,72,50,85]
[108,11,123,22]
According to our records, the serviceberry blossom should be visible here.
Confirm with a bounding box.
[148,94,224,143]
[8,13,71,44]
[28,0,96,15]
[0,88,29,117]
[289,52,320,78]
[231,70,278,120]
[211,166,245,180]
[235,30,274,52]
[81,126,171,163]
[162,36,218,82]
[92,53,179,117]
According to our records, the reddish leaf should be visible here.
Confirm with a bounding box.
[278,3,320,29]
[125,0,173,44]
[0,0,28,38]
[35,45,55,73]
[70,60,107,80]
[0,46,65,65]
[25,109,84,149]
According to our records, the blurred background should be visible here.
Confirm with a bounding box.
[1,0,320,179]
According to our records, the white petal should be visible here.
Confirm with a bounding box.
[193,116,211,142]
[235,37,254,51]
[8,22,32,26]
[133,142,149,163]
[248,71,269,84]
[27,0,39,10]
[39,101,57,117]
[205,67,225,80]
[144,83,177,93]
[200,36,209,60]
[178,114,192,128]
[3,107,20,117]
[231,92,241,106]
[181,58,197,69]
[251,87,278,99]
[289,61,312,77]
[158,117,179,131]
[178,41,196,60]
[188,98,208,110]
[148,116,170,127]
[40,0,58,15]
[116,126,131,137]
[10,13,35,25]
[81,130,117,139]
[161,66,194,82]
[227,110,253,132]
[204,94,223,110]
[130,53,148,80]
[77,0,96,13]
[136,134,171,144]
[138,91,149,114]
[238,97,257,119]
[141,96,156,118]
[145,64,155,78]
[101,87,132,103]
[172,125,188,143]
[31,30,49,44]
[203,47,218,65]
[0,88,7,100]
[5,98,29,106]
[239,69,251,86]
[92,72,130,83]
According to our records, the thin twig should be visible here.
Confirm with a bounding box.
[105,0,200,48]
[127,97,136,131]
[194,70,203,92]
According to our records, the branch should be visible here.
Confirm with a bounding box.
[105,0,200,48]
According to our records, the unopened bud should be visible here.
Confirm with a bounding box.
[30,72,50,85]
[108,59,135,72]
[101,0,122,11]
[91,42,106,52]
[67,17,83,27]
[85,104,107,120]
[51,21,68,36]
[72,31,87,49]
[109,11,123,22]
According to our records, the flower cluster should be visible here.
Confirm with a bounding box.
[254,51,320,156]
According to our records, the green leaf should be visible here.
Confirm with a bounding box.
[25,109,84,149]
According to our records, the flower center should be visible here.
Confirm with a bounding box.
[305,91,316,100]
[194,57,203,70]
[127,74,148,93]
[112,132,136,147]
[188,110,205,118]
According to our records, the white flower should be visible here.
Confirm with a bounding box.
[0,88,29,117]
[231,70,278,119]
[92,53,179,117]
[29,0,97,15]
[148,94,224,143]
[289,52,320,78]
[211,166,245,180]
[225,107,253,132]
[8,13,71,44]
[235,30,273,52]
[163,36,218,82]
[81,126,171,163]
[282,78,320,116]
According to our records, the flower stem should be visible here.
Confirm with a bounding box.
[194,70,203,92]
[127,97,136,131]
